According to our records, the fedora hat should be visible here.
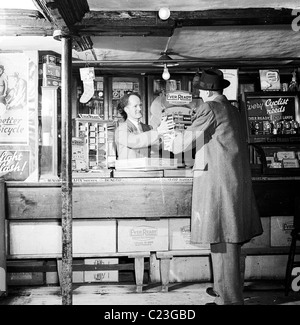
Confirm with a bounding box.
[196,68,230,90]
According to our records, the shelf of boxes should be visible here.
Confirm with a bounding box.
[74,118,116,172]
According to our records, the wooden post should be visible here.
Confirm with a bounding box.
[134,257,144,293]
[55,30,73,305]
[0,178,6,296]
[160,258,171,292]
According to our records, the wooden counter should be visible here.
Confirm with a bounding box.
[5,178,193,220]
[1,175,300,290]
[4,175,300,258]
[5,176,300,222]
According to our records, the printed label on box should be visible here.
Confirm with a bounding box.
[118,220,168,252]
[84,258,119,283]
[7,272,44,286]
[43,63,61,79]
[72,137,87,171]
[169,218,210,250]
[271,216,298,247]
[7,261,44,285]
[9,273,32,280]
[43,77,61,87]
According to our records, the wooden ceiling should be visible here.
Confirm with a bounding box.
[1,0,300,73]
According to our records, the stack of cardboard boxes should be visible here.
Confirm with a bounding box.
[7,215,299,285]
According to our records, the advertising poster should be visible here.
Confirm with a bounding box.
[245,93,300,142]
[259,69,281,91]
[221,69,239,101]
[0,150,30,181]
[246,95,297,122]
[0,53,29,145]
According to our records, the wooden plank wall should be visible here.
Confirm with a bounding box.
[6,178,300,220]
[5,179,193,220]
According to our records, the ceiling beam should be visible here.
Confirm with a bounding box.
[71,57,300,73]
[173,8,294,26]
[76,8,294,37]
[1,7,294,38]
[0,6,295,50]
[0,9,53,36]
[32,0,89,27]
[33,0,94,51]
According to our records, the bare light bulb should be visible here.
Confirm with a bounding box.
[162,65,170,80]
[158,7,170,20]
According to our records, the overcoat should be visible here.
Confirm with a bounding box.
[171,95,263,244]
[115,119,159,159]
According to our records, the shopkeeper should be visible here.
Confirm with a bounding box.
[114,91,172,160]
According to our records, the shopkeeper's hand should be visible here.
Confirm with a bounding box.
[157,116,175,136]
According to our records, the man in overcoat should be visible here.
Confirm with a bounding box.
[166,68,263,305]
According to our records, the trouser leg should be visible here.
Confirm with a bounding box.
[240,251,246,288]
[210,242,244,305]
[211,252,246,296]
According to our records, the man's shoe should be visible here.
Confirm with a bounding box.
[206,287,219,297]
[205,302,217,305]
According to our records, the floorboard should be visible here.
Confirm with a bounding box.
[0,281,299,305]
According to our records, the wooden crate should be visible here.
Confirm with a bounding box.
[9,221,62,256]
[73,220,117,254]
[9,220,117,256]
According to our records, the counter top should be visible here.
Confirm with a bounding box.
[4,173,300,220]
[5,174,300,187]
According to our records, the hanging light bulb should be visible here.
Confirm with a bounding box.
[158,7,171,20]
[162,64,170,80]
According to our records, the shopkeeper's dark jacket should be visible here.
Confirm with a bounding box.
[171,95,263,244]
[115,119,159,160]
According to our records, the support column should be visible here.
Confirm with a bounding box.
[54,30,73,306]
[0,178,6,296]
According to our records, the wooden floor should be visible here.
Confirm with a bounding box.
[1,281,300,305]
